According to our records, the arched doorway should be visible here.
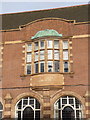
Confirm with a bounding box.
[54,96,82,119]
[15,97,40,120]
[23,107,34,119]
[62,106,74,120]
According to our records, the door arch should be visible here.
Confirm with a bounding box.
[54,95,82,119]
[15,96,40,119]
[62,106,74,120]
[23,107,34,119]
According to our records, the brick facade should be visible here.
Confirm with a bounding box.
[0,13,89,119]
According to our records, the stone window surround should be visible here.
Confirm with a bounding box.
[25,37,72,75]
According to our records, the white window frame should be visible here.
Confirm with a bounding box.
[15,97,41,119]
[54,96,83,119]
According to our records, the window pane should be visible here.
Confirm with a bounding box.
[48,61,53,72]
[26,64,31,74]
[35,62,38,73]
[35,42,38,50]
[63,41,68,49]
[40,61,44,72]
[27,53,32,62]
[40,41,44,49]
[54,50,59,60]
[64,62,69,72]
[35,52,38,61]
[40,51,44,60]
[48,50,53,59]
[0,103,3,110]
[27,44,32,52]
[54,40,59,49]
[54,61,59,72]
[47,40,53,48]
[63,50,68,60]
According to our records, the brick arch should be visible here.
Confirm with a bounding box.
[50,91,86,118]
[11,91,43,118]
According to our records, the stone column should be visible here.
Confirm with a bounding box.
[43,89,51,119]
[4,93,12,118]
[85,91,90,119]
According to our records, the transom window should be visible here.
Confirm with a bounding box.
[54,96,82,119]
[0,102,3,119]
[26,39,70,75]
[15,97,40,119]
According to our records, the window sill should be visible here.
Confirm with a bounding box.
[20,72,74,77]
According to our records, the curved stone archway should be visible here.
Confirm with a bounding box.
[11,91,43,118]
[51,91,85,118]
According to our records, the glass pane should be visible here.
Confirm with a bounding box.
[48,61,53,72]
[27,53,32,62]
[27,44,32,52]
[75,99,80,108]
[40,41,44,49]
[35,42,38,50]
[62,99,67,104]
[0,103,3,110]
[23,100,28,106]
[35,52,38,61]
[27,64,31,74]
[35,99,40,109]
[35,62,38,73]
[35,111,40,119]
[63,50,68,60]
[63,41,68,49]
[29,100,34,105]
[40,62,44,72]
[40,51,44,60]
[47,40,53,48]
[54,40,59,49]
[17,100,22,109]
[54,61,59,72]
[48,50,53,59]
[54,50,59,60]
[69,99,73,104]
[64,62,69,72]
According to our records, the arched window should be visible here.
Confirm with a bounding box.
[54,96,83,119]
[0,102,3,119]
[15,97,41,119]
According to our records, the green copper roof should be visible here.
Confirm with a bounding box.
[31,29,62,39]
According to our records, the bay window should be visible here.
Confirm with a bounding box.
[26,38,70,74]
